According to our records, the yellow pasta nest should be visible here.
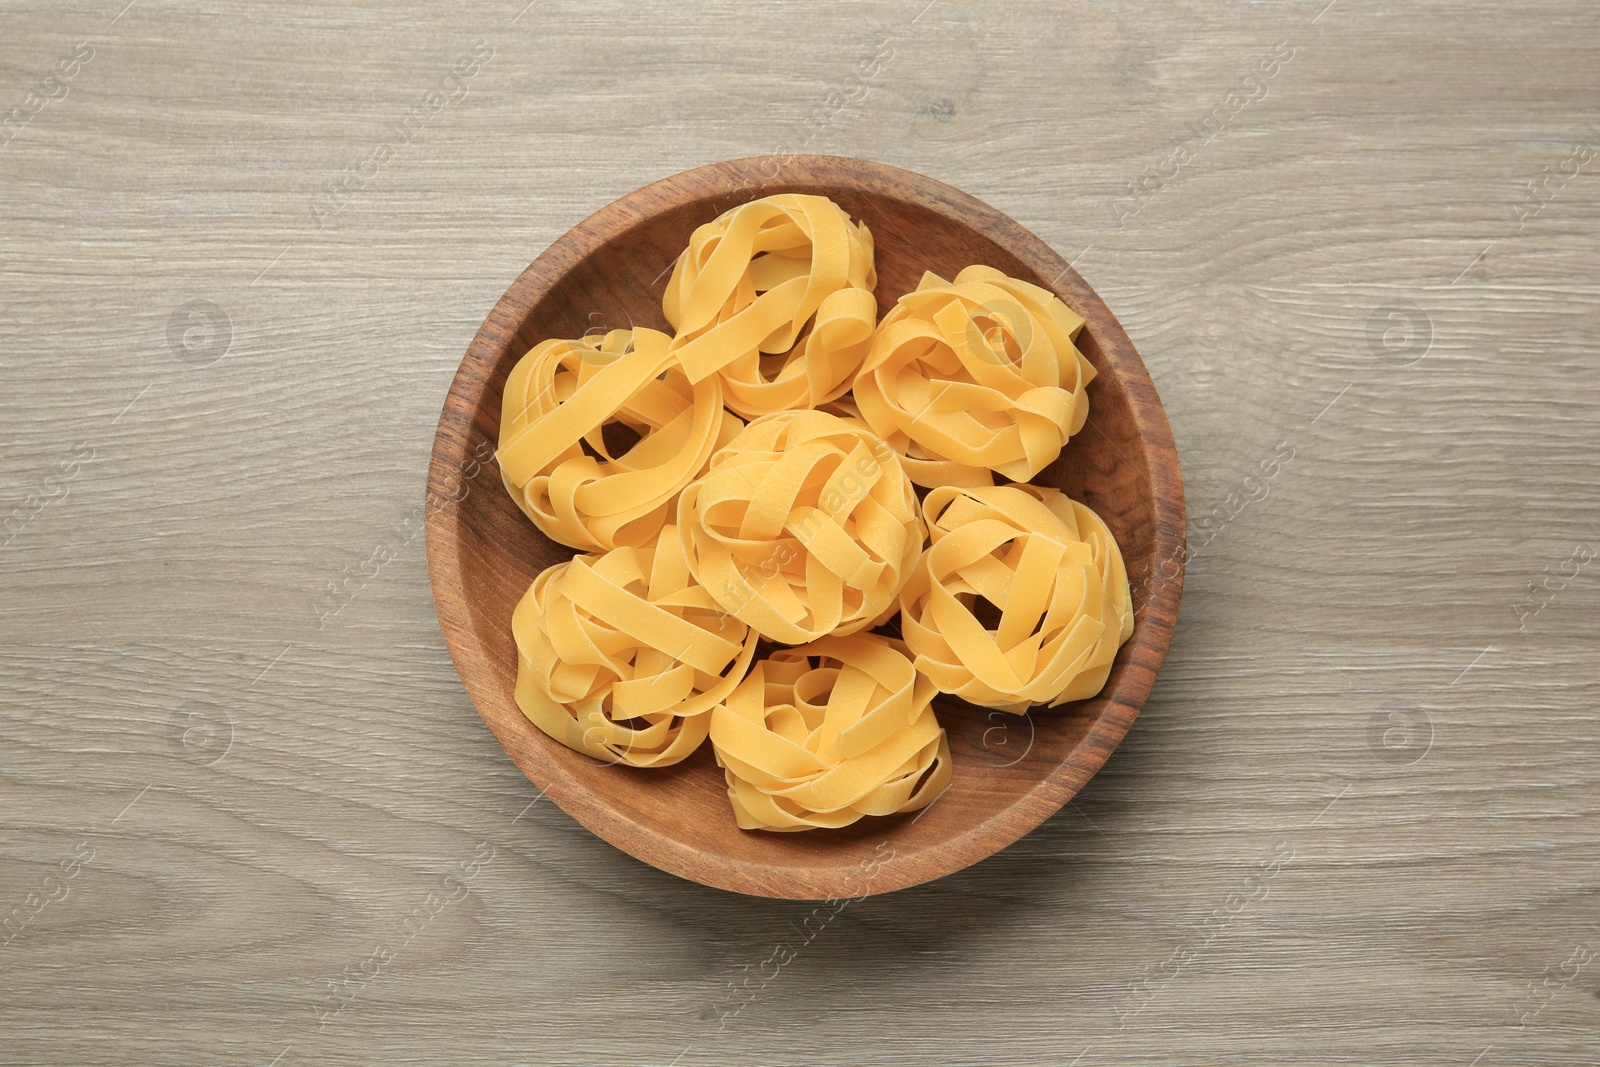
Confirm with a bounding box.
[511,525,758,768]
[854,265,1095,488]
[497,328,736,552]
[663,193,879,420]
[898,483,1133,712]
[709,634,952,831]
[677,409,924,645]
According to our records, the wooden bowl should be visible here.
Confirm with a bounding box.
[426,156,1184,899]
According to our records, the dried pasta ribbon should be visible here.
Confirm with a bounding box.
[663,194,878,420]
[512,525,759,768]
[497,328,737,552]
[899,483,1133,712]
[710,634,952,831]
[854,265,1095,488]
[677,410,924,645]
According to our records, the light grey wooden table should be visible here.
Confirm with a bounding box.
[3,2,1597,1064]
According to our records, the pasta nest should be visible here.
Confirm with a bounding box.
[511,525,759,768]
[677,409,924,645]
[497,328,737,552]
[709,634,952,831]
[853,265,1095,488]
[898,483,1133,712]
[663,193,879,420]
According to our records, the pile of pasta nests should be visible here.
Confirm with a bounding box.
[496,193,1134,833]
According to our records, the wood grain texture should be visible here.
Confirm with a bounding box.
[1,0,1597,1063]
[426,155,1184,899]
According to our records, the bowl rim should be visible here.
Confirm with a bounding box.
[425,154,1185,899]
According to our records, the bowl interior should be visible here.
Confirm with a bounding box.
[426,156,1183,899]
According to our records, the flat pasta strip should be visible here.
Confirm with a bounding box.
[498,328,738,552]
[710,634,952,831]
[898,483,1133,712]
[677,410,924,645]
[511,525,759,767]
[663,194,878,420]
[853,265,1095,487]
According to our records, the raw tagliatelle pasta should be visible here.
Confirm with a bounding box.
[710,634,952,831]
[853,265,1096,488]
[497,328,737,552]
[496,191,1137,835]
[677,409,924,645]
[663,194,879,420]
[898,483,1133,713]
[511,525,759,767]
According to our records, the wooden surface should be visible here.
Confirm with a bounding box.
[427,155,1184,900]
[2,0,1596,1063]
